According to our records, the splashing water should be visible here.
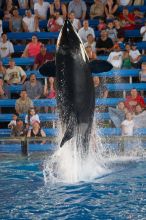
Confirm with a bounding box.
[43,116,145,184]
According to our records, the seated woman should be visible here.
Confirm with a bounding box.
[27,121,46,144]
[44,77,56,113]
[22,35,42,58]
[49,0,67,19]
[104,0,118,19]
[9,7,23,32]
[85,45,97,60]
[122,43,131,69]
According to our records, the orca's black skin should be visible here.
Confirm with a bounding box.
[39,19,113,152]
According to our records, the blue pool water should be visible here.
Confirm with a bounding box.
[1,152,146,220]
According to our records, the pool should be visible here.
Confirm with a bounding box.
[1,150,146,220]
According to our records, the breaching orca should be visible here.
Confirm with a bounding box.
[39,19,112,152]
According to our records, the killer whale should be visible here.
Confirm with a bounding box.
[39,19,112,151]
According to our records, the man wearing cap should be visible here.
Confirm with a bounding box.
[33,44,54,70]
[4,59,27,85]
[107,43,123,69]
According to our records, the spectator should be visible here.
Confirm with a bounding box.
[135,104,144,115]
[34,0,50,20]
[129,43,141,69]
[15,90,34,114]
[90,0,105,20]
[4,59,26,85]
[113,19,125,43]
[68,0,87,20]
[9,7,23,32]
[30,0,38,9]
[0,78,10,99]
[78,20,95,43]
[11,119,26,137]
[50,0,67,19]
[139,62,146,96]
[25,107,40,130]
[69,11,81,32]
[8,113,18,129]
[124,88,145,113]
[96,30,113,55]
[139,62,146,83]
[121,112,134,136]
[22,73,43,99]
[104,0,118,19]
[85,45,97,60]
[3,10,12,21]
[122,43,131,69]
[0,33,14,58]
[22,9,40,32]
[97,17,106,31]
[84,34,96,52]
[119,7,135,31]
[0,19,3,38]
[133,8,144,28]
[18,0,29,9]
[43,77,56,113]
[33,44,54,70]
[93,76,108,98]
[0,60,6,79]
[22,35,42,58]
[47,11,64,32]
[117,0,132,6]
[107,43,123,69]
[27,120,46,144]
[108,101,128,128]
[140,21,146,42]
[4,0,14,13]
[106,21,118,42]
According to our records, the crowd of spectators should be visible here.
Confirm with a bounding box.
[0,0,146,139]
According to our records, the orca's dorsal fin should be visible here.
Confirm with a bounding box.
[39,60,56,77]
[89,59,113,74]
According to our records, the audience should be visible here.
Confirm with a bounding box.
[22,35,42,58]
[9,7,23,33]
[78,20,95,43]
[18,0,29,9]
[69,11,81,31]
[15,90,34,114]
[0,78,10,99]
[25,107,40,130]
[0,33,14,58]
[121,112,134,136]
[119,7,135,31]
[50,0,67,19]
[90,0,105,20]
[4,59,26,85]
[96,30,114,55]
[0,60,6,79]
[104,0,118,19]
[8,113,18,129]
[106,21,118,42]
[33,44,54,70]
[124,88,145,113]
[11,118,26,137]
[34,0,50,20]
[84,34,96,52]
[47,11,64,32]
[22,9,40,32]
[107,43,123,69]
[68,0,87,20]
[122,43,132,69]
[85,45,97,60]
[22,73,43,100]
[129,43,141,69]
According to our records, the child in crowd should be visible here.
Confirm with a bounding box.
[106,21,117,43]
[129,43,141,69]
[8,114,18,129]
[25,107,40,130]
[121,112,134,136]
[97,18,106,31]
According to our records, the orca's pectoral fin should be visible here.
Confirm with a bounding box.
[89,59,113,74]
[39,60,56,77]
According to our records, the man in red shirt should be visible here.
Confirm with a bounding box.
[124,88,145,113]
[33,44,54,70]
[119,7,135,31]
